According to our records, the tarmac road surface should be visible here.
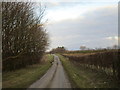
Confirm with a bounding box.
[28,54,71,88]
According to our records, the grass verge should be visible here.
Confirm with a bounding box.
[3,54,54,88]
[58,54,119,88]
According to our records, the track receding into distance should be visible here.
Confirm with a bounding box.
[28,54,71,88]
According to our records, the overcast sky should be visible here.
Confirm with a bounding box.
[38,0,119,51]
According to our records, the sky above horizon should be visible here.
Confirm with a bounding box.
[36,0,119,51]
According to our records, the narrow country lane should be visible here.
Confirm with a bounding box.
[28,54,71,88]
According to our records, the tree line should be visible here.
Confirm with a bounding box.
[49,46,66,54]
[2,2,48,71]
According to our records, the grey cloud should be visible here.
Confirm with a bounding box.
[47,6,118,50]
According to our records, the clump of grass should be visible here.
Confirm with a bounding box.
[3,54,54,88]
[58,54,119,88]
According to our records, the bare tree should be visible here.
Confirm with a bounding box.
[2,2,48,71]
[80,46,86,50]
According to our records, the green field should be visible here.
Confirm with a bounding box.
[3,54,54,88]
[58,54,119,88]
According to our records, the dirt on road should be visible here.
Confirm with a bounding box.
[28,54,71,88]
